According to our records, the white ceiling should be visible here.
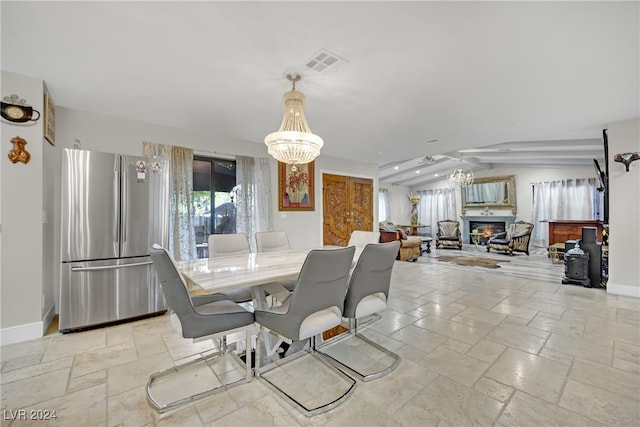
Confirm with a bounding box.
[2,1,638,186]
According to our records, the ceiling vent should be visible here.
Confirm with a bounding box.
[305,49,348,72]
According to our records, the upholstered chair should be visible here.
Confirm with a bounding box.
[379,229,421,261]
[317,241,401,381]
[147,245,255,413]
[254,246,357,416]
[487,221,534,255]
[435,220,463,250]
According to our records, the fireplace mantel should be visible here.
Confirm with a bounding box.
[460,215,517,244]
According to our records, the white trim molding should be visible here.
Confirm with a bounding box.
[606,282,640,299]
[0,321,44,346]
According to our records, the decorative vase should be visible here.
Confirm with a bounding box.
[409,196,420,226]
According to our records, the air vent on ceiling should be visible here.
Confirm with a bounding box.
[419,156,435,164]
[305,49,348,72]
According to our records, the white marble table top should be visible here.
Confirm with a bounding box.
[177,246,359,293]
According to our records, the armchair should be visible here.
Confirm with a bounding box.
[379,228,421,261]
[487,221,534,255]
[435,220,463,250]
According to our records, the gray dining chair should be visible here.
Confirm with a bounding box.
[254,246,357,417]
[347,230,380,248]
[255,231,296,294]
[316,241,401,381]
[147,245,255,413]
[255,231,291,252]
[207,233,253,303]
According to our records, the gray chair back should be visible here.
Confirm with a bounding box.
[150,246,253,338]
[208,233,251,257]
[343,241,400,319]
[256,231,291,252]
[347,230,380,248]
[256,246,355,340]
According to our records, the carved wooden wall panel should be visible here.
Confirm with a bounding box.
[322,173,373,246]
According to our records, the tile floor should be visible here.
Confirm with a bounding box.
[1,248,639,426]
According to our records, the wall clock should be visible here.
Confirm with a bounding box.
[1,99,40,123]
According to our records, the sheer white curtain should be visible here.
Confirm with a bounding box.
[379,188,391,223]
[417,188,457,235]
[236,156,273,252]
[531,178,600,248]
[143,142,197,261]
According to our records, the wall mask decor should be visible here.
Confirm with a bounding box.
[614,152,640,172]
[8,136,31,164]
[1,95,40,123]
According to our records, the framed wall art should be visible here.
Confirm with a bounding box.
[43,85,56,146]
[278,161,315,211]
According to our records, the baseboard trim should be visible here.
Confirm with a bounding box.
[0,321,44,346]
[607,282,640,298]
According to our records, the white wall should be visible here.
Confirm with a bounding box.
[1,100,378,344]
[0,71,52,344]
[606,117,640,297]
[378,184,411,225]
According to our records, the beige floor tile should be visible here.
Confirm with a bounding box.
[1,356,72,385]
[490,302,539,321]
[11,384,107,427]
[402,375,503,426]
[559,379,640,426]
[71,341,138,378]
[474,377,514,403]
[42,330,106,362]
[454,294,506,310]
[369,310,419,336]
[207,394,302,426]
[485,348,570,403]
[108,352,174,396]
[410,302,465,319]
[413,315,492,346]
[66,370,106,394]
[155,407,204,427]
[569,358,640,401]
[105,324,134,347]
[585,317,640,345]
[1,368,70,411]
[107,386,155,427]
[466,339,506,364]
[417,346,490,387]
[497,390,605,427]
[544,334,613,365]
[485,325,547,354]
[389,324,449,354]
[527,315,586,338]
[451,306,507,326]
[357,358,437,414]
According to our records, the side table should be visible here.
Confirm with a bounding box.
[420,237,433,254]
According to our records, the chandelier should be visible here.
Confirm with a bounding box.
[264,73,324,171]
[448,168,474,187]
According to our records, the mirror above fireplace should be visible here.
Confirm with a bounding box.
[461,175,517,214]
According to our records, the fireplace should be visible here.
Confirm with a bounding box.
[469,221,506,245]
[460,215,516,244]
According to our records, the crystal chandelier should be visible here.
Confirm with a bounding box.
[264,73,324,171]
[448,168,474,187]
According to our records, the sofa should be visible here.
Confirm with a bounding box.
[379,229,422,262]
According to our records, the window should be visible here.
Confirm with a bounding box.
[193,157,237,257]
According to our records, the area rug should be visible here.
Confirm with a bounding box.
[436,255,511,269]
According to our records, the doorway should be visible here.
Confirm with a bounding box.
[322,173,374,246]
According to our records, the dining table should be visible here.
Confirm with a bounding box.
[176,246,362,356]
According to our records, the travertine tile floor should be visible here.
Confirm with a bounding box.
[1,248,639,426]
